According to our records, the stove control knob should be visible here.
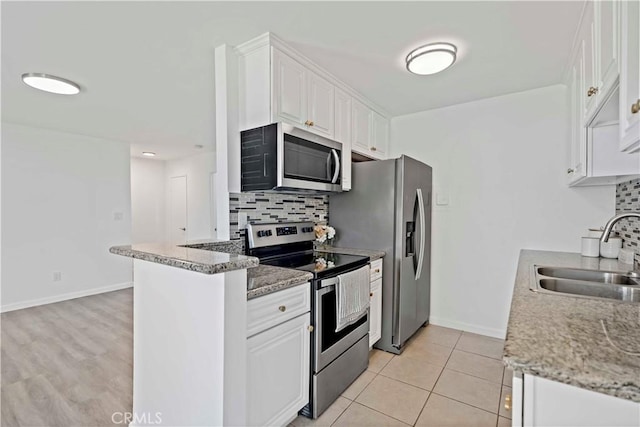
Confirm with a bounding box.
[266,230,273,236]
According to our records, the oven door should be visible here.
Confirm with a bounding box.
[277,124,342,193]
[314,277,369,373]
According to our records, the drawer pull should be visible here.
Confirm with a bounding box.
[278,305,286,312]
[307,325,314,332]
[504,394,511,411]
[587,86,599,97]
[632,100,640,115]
[370,292,373,297]
[374,268,381,273]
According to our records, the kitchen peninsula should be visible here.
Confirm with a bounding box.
[109,240,312,426]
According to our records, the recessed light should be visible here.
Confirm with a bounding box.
[142,152,156,157]
[406,43,458,75]
[21,73,81,95]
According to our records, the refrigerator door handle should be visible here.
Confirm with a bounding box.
[415,188,426,281]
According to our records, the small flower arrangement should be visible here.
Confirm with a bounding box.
[314,257,335,272]
[314,224,336,244]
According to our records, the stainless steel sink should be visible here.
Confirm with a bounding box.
[536,267,640,286]
[531,265,640,303]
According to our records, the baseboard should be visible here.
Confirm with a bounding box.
[1,282,133,313]
[429,315,506,339]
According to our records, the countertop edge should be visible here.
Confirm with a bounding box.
[109,245,259,275]
[246,268,314,300]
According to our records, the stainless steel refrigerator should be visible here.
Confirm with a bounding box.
[330,155,432,354]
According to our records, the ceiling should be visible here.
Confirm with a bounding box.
[2,1,584,160]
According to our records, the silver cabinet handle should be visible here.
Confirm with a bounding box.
[278,305,286,312]
[567,168,574,174]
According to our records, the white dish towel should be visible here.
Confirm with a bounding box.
[335,265,371,332]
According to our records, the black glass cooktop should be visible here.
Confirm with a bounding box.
[260,251,369,279]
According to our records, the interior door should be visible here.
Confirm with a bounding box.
[170,175,187,243]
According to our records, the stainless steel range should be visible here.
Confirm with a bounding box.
[246,221,370,419]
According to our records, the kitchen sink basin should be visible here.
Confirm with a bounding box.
[536,266,640,286]
[531,266,640,303]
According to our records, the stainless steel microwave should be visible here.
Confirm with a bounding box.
[240,122,343,193]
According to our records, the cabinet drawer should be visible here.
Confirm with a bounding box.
[247,282,311,337]
[370,259,383,282]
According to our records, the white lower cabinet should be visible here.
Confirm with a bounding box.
[369,258,383,348]
[246,284,311,427]
[512,373,640,427]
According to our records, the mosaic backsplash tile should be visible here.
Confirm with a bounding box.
[229,192,329,250]
[615,178,640,263]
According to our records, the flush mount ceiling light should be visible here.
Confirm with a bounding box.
[21,73,81,95]
[406,42,458,75]
[142,152,156,157]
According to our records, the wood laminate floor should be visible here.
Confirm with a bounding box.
[1,289,133,427]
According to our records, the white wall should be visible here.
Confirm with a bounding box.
[131,157,166,243]
[390,85,615,338]
[165,152,217,241]
[1,123,133,311]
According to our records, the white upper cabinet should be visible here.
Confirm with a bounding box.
[351,98,371,153]
[272,50,334,138]
[596,0,620,97]
[619,0,640,152]
[565,0,640,186]
[273,50,307,126]
[583,5,598,121]
[307,71,335,138]
[567,47,587,185]
[237,33,390,168]
[371,111,389,159]
[351,99,388,160]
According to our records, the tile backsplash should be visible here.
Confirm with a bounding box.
[616,178,640,262]
[229,192,329,247]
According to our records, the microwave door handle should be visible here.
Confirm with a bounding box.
[331,149,340,184]
[326,152,332,181]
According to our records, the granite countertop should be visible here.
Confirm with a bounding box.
[247,265,314,300]
[504,249,640,402]
[318,246,385,261]
[109,242,258,275]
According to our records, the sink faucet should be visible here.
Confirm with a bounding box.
[600,212,640,243]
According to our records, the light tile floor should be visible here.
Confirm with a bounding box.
[291,325,512,427]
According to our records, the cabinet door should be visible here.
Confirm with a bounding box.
[596,0,620,96]
[369,278,382,348]
[583,4,599,122]
[619,0,640,152]
[522,374,640,426]
[247,313,310,427]
[307,72,335,138]
[352,98,372,154]
[568,49,588,185]
[272,50,307,126]
[371,111,389,160]
[335,88,352,191]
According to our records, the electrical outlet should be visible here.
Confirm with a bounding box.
[53,272,62,282]
[238,212,248,229]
